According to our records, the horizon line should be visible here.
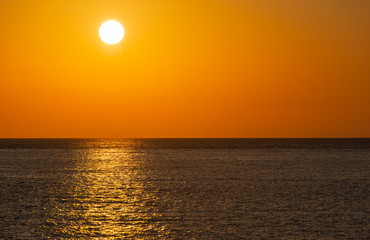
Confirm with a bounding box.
[0,137,369,139]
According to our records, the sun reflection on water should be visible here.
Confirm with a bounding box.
[46,140,168,238]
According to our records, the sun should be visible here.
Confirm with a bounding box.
[99,20,124,45]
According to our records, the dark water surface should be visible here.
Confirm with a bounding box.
[0,139,369,239]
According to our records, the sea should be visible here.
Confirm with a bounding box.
[0,138,369,239]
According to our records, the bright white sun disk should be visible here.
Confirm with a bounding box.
[99,20,124,45]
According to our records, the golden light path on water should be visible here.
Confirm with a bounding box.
[46,140,169,238]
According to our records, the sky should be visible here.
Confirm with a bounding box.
[0,0,369,138]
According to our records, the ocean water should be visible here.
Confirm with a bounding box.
[0,138,369,239]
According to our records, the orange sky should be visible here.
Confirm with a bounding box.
[1,0,369,138]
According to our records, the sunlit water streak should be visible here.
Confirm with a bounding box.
[0,139,369,239]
